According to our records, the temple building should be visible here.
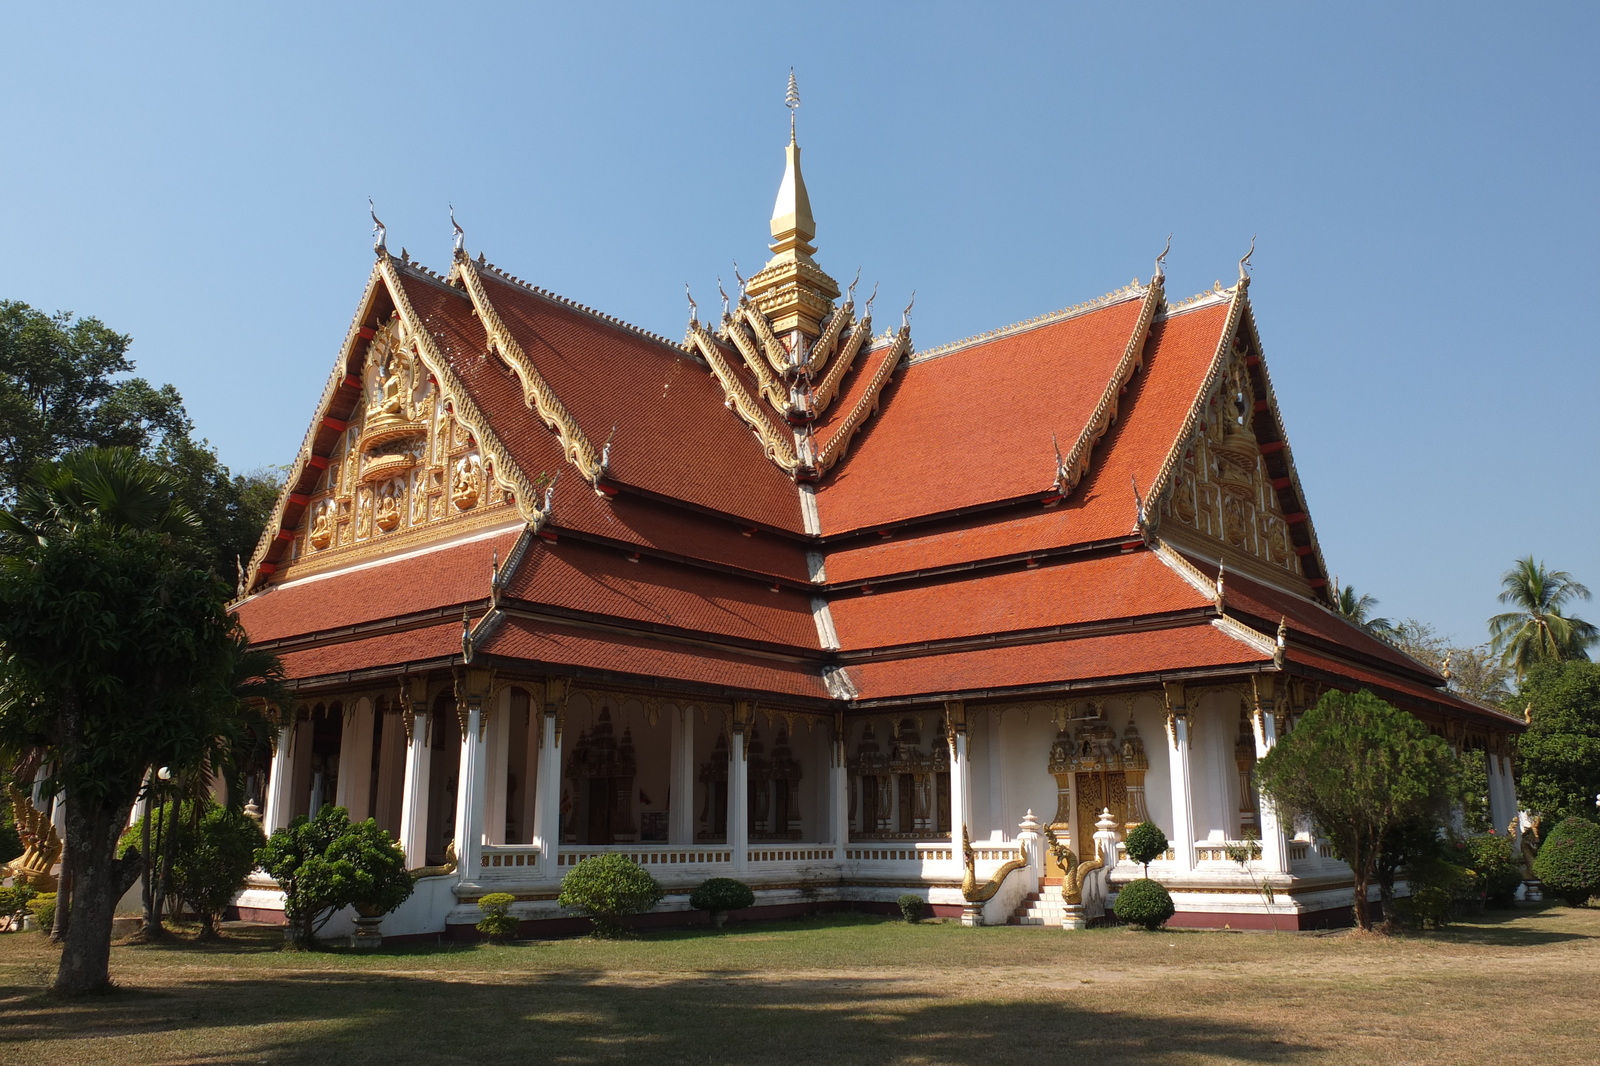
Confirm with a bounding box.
[233,94,1525,934]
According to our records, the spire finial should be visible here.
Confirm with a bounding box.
[684,283,698,326]
[369,197,386,255]
[786,68,800,144]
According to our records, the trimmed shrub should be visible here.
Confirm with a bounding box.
[1113,878,1175,930]
[1533,817,1600,906]
[1399,855,1480,928]
[897,893,926,923]
[689,878,754,928]
[558,854,664,937]
[0,880,37,931]
[475,892,520,943]
[1462,833,1522,908]
[1123,822,1169,875]
[256,806,414,945]
[27,893,55,935]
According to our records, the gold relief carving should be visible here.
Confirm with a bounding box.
[308,503,333,551]
[452,455,483,511]
[1158,344,1302,579]
[374,483,402,532]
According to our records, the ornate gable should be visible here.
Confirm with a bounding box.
[1151,290,1332,599]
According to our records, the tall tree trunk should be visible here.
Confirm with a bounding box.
[51,848,70,941]
[52,797,135,995]
[139,772,156,936]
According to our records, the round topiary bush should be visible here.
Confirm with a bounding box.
[897,893,926,922]
[1113,878,1175,930]
[689,877,754,928]
[558,854,665,937]
[1123,821,1169,875]
[476,892,520,943]
[1533,817,1600,906]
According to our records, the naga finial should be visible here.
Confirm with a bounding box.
[450,203,465,257]
[601,424,617,473]
[717,276,730,317]
[1441,649,1453,681]
[1154,233,1172,283]
[732,260,747,299]
[684,283,698,325]
[863,281,879,319]
[846,268,861,306]
[901,290,916,330]
[1216,562,1226,611]
[1237,234,1256,287]
[1052,433,1067,491]
[369,198,387,255]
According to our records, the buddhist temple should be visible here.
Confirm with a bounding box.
[230,83,1526,935]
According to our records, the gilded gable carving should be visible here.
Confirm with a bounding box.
[283,316,511,570]
[1159,336,1301,577]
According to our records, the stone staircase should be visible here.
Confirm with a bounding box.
[1007,877,1063,926]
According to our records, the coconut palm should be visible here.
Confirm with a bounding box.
[1488,556,1597,682]
[1332,580,1396,638]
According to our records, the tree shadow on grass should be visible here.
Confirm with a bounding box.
[1427,906,1598,947]
[0,967,1317,1066]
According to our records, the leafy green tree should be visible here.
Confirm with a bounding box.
[174,804,267,939]
[0,302,189,502]
[0,448,263,993]
[1489,557,1597,682]
[1332,582,1396,638]
[1113,879,1175,930]
[1123,821,1169,877]
[1532,817,1600,906]
[1515,662,1600,823]
[557,853,664,937]
[1385,619,1510,704]
[1256,690,1459,931]
[256,806,413,946]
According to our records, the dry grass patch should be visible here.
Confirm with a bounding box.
[0,907,1594,1065]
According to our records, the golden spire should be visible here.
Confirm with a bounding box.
[746,70,839,338]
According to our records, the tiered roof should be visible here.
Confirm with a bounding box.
[234,122,1520,733]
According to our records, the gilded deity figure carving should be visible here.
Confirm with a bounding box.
[308,505,333,550]
[374,491,402,532]
[451,456,482,511]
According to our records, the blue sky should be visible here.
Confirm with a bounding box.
[2,2,1596,649]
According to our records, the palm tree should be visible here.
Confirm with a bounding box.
[1489,556,1598,682]
[1332,580,1396,638]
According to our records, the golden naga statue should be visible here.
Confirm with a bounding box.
[960,824,1030,903]
[409,840,458,880]
[1,784,62,892]
[1044,825,1106,905]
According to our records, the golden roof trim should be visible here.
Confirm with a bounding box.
[1054,276,1165,498]
[687,324,801,474]
[813,326,909,474]
[456,256,604,484]
[907,282,1148,366]
[808,313,872,414]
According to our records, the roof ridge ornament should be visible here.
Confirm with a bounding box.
[369,198,386,255]
[1237,235,1256,289]
[450,203,466,259]
[901,291,916,331]
[786,67,800,144]
[684,283,698,327]
[1154,234,1172,285]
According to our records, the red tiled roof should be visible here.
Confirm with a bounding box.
[475,272,805,531]
[810,337,901,452]
[846,623,1267,700]
[816,300,1233,577]
[1188,558,1438,680]
[277,622,464,681]
[481,616,828,699]
[828,549,1210,651]
[1287,649,1523,727]
[236,531,518,645]
[812,295,1148,534]
[503,538,821,649]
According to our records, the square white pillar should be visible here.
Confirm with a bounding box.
[454,704,489,881]
[533,711,562,864]
[263,722,297,833]
[669,706,696,846]
[374,708,406,838]
[1164,687,1196,872]
[399,710,431,868]
[484,690,511,846]
[729,729,749,871]
[1251,698,1289,874]
[335,699,376,821]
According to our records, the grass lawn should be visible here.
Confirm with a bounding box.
[0,906,1595,1066]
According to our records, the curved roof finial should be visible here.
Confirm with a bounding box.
[717,276,730,316]
[369,198,386,255]
[1154,234,1172,284]
[684,283,698,326]
[901,290,916,330]
[846,268,861,305]
[786,68,801,145]
[1237,234,1256,287]
[450,203,465,257]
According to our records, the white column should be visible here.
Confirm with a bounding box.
[1487,752,1516,835]
[830,726,850,856]
[987,712,1006,836]
[335,699,375,821]
[533,711,562,864]
[520,706,541,844]
[399,708,431,868]
[949,729,972,843]
[484,691,510,846]
[729,728,749,871]
[454,703,489,881]
[1252,703,1289,874]
[263,722,296,833]
[669,706,696,846]
[1165,697,1196,872]
[374,709,406,837]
